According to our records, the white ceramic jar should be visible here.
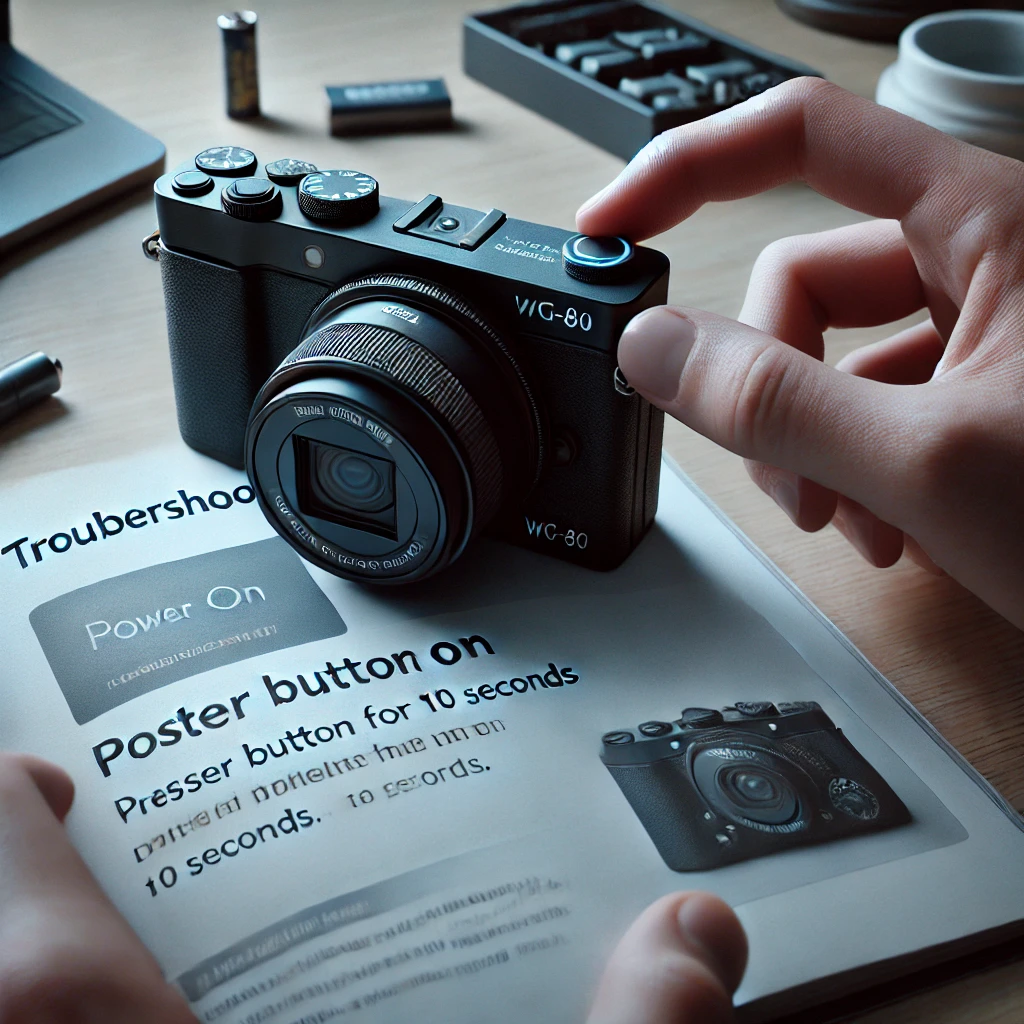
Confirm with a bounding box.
[876,10,1024,159]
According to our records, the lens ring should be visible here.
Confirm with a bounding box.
[689,739,813,833]
[246,274,542,584]
[279,321,504,528]
[247,375,465,582]
[304,274,545,487]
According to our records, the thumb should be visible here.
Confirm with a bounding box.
[617,306,914,518]
[587,892,747,1024]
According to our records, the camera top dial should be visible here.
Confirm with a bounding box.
[195,146,257,176]
[298,170,380,225]
[265,158,318,186]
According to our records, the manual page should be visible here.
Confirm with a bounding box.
[1,447,1022,1023]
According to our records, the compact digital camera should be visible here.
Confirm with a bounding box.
[601,700,910,871]
[148,147,670,584]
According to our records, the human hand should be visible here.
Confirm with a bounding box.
[578,78,1024,630]
[0,752,197,1023]
[587,892,747,1024]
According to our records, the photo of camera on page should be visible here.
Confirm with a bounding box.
[601,700,911,871]
[147,152,669,587]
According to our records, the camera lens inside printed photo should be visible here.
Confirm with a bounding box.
[600,700,911,871]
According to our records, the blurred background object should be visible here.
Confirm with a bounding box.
[218,10,260,120]
[0,0,164,255]
[0,350,61,426]
[876,10,1024,159]
[776,0,1024,44]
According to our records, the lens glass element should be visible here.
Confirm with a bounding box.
[691,742,811,833]
[294,435,397,539]
[716,766,797,825]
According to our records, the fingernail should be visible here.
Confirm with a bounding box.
[770,476,800,525]
[617,307,696,402]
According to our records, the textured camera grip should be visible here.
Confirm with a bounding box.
[606,759,715,872]
[159,250,333,467]
[160,248,258,468]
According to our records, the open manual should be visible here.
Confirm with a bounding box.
[1,445,1023,1023]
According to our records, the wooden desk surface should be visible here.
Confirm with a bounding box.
[2,1,1023,1020]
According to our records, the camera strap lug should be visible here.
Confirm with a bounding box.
[142,229,162,262]
[613,366,635,396]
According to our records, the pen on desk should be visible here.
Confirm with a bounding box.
[0,352,63,426]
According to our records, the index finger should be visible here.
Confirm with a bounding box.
[576,78,976,242]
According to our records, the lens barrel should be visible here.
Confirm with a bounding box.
[245,274,542,583]
[690,739,813,833]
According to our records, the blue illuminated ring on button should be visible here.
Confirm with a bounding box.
[562,234,635,283]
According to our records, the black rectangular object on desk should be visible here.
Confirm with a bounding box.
[463,0,821,161]
[326,78,452,136]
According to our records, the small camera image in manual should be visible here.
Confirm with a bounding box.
[600,700,911,871]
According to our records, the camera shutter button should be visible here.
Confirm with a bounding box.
[173,170,214,196]
[562,234,634,284]
[221,177,282,221]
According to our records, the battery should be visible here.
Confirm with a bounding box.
[0,351,62,427]
[218,11,260,120]
[326,79,452,135]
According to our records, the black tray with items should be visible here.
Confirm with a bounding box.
[463,0,821,160]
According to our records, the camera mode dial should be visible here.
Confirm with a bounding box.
[265,158,318,186]
[221,177,282,221]
[298,170,379,225]
[562,234,634,284]
[195,146,257,176]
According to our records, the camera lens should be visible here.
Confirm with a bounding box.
[323,451,389,509]
[295,436,397,538]
[245,274,543,584]
[691,741,812,832]
[718,767,797,824]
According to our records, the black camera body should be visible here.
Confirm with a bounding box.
[151,150,669,584]
[601,701,910,871]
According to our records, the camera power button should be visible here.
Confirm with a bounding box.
[562,234,634,284]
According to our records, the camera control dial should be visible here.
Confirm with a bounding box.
[195,146,257,176]
[638,721,673,737]
[680,707,724,728]
[602,731,635,745]
[265,158,318,186]
[298,170,380,225]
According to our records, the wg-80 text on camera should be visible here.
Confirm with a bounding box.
[525,517,589,550]
[514,295,594,332]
